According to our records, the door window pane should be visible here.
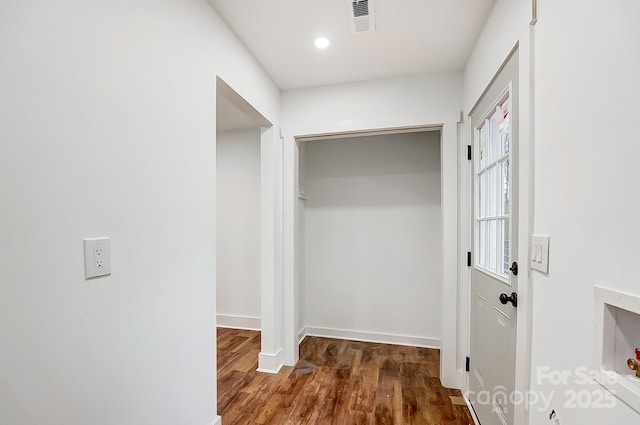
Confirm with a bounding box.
[478,221,486,267]
[489,220,497,272]
[488,166,497,217]
[501,159,510,215]
[501,219,510,275]
[476,172,485,218]
[501,117,510,155]
[479,124,488,169]
[488,109,499,163]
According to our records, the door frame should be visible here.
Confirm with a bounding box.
[282,120,461,388]
[462,42,534,425]
[214,77,285,374]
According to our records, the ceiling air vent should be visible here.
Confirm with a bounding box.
[352,0,369,17]
[348,0,375,33]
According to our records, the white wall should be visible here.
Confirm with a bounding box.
[303,132,442,346]
[463,0,528,113]
[282,73,463,135]
[464,0,640,423]
[529,1,640,424]
[0,1,279,424]
[216,129,261,329]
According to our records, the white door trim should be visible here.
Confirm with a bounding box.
[215,77,284,375]
[282,120,461,388]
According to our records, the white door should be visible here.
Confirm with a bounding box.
[469,49,519,425]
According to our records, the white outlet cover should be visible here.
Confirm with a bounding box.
[83,237,111,279]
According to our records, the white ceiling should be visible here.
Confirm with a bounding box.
[209,0,497,90]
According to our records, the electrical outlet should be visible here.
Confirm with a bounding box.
[84,237,111,278]
[94,248,104,268]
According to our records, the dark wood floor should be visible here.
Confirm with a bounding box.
[217,328,473,424]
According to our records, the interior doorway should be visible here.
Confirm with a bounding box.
[215,77,271,335]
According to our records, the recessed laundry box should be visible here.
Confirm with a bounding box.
[594,286,640,413]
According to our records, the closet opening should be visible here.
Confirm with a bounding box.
[295,129,443,350]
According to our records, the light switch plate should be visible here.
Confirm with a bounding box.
[531,235,550,274]
[84,237,111,279]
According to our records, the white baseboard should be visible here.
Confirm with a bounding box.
[298,327,308,345]
[216,314,260,331]
[464,397,481,425]
[444,369,466,391]
[257,348,283,374]
[211,416,222,425]
[300,326,440,349]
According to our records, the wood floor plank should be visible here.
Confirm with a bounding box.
[217,328,473,424]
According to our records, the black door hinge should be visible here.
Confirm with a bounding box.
[467,251,472,267]
[467,145,472,161]
[466,356,470,372]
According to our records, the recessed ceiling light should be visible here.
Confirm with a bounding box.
[314,37,331,49]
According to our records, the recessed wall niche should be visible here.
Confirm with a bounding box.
[594,286,640,413]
